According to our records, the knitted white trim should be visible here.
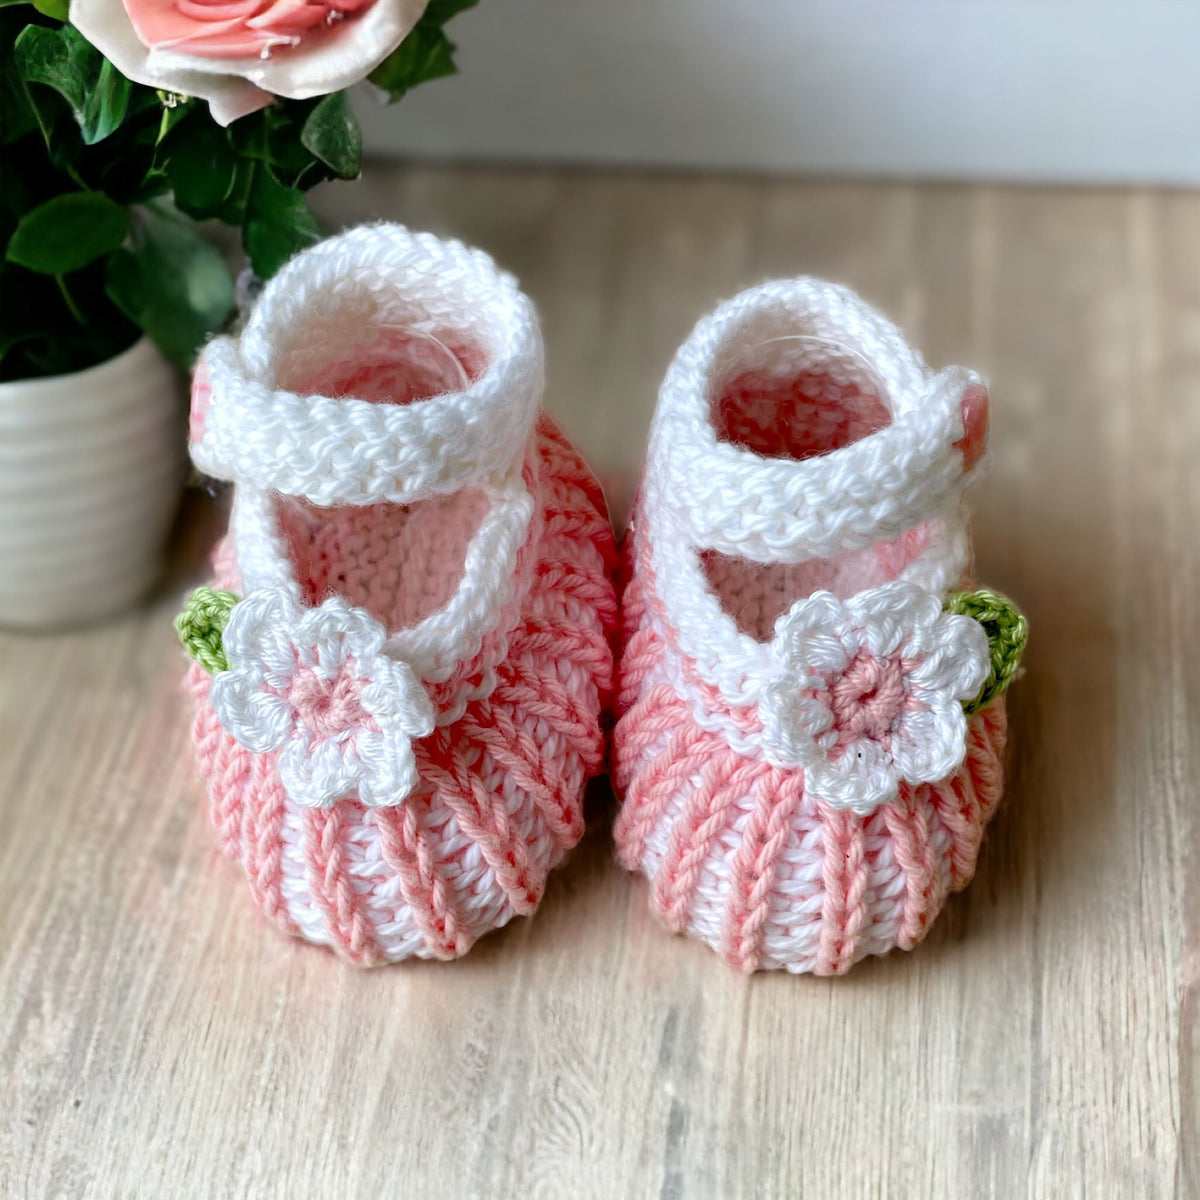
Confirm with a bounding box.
[640,277,982,717]
[192,224,543,507]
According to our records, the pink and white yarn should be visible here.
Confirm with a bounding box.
[183,225,617,963]
[613,278,1013,975]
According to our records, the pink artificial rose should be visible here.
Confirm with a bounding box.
[71,0,431,125]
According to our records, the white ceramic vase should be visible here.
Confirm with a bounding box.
[0,337,186,630]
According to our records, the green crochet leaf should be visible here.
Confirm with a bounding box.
[175,587,239,674]
[944,588,1028,716]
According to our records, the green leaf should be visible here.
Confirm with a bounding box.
[368,25,458,102]
[15,23,89,115]
[80,56,131,144]
[368,0,476,101]
[6,191,129,273]
[299,93,362,181]
[32,0,69,18]
[243,166,320,278]
[423,0,478,22]
[105,205,234,368]
[14,23,125,145]
[175,587,240,673]
[252,103,321,189]
[166,117,238,218]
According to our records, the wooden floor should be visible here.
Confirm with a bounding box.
[2,166,1197,1199]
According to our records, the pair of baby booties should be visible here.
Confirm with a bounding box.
[177,224,1026,975]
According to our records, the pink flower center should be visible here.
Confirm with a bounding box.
[828,651,907,743]
[286,658,375,741]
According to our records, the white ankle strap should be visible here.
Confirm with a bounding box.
[648,279,986,563]
[190,225,542,506]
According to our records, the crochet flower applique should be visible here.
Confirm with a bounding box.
[181,585,435,808]
[759,582,993,814]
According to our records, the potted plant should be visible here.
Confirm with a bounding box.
[0,0,475,629]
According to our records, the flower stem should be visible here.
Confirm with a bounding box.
[55,274,85,325]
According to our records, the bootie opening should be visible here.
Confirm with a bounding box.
[273,323,480,403]
[273,325,493,632]
[710,335,891,461]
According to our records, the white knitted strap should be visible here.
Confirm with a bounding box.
[648,279,985,564]
[656,365,979,562]
[191,225,542,505]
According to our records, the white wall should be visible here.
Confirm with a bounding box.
[358,0,1200,184]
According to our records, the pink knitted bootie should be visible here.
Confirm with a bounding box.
[176,225,617,964]
[613,279,1026,974]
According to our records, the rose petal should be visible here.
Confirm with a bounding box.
[204,78,276,125]
[160,27,286,58]
[246,1,330,34]
[238,0,429,101]
[71,0,274,126]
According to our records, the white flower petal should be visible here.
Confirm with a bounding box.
[759,680,832,765]
[211,670,293,752]
[299,596,385,675]
[794,694,835,742]
[920,614,992,700]
[891,702,969,783]
[258,620,305,685]
[278,735,358,809]
[848,581,942,657]
[361,658,435,736]
[355,728,422,808]
[908,643,988,703]
[806,737,899,814]
[773,591,854,678]
[222,586,299,667]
